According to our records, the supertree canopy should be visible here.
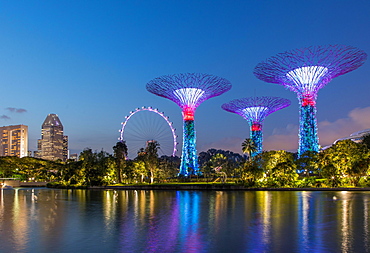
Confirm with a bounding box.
[254,45,367,156]
[222,97,290,156]
[147,73,232,176]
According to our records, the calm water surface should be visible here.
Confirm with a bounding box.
[0,188,369,253]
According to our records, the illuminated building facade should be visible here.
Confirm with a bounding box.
[147,73,231,176]
[222,97,290,156]
[0,124,28,157]
[37,114,68,161]
[254,45,367,156]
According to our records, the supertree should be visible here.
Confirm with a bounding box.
[254,45,367,156]
[222,97,290,156]
[147,73,232,176]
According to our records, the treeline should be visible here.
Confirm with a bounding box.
[242,139,370,188]
[0,141,181,187]
[1,138,370,188]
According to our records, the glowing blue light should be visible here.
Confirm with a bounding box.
[179,120,200,176]
[254,45,367,156]
[298,104,319,156]
[251,129,262,156]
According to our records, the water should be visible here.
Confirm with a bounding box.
[0,188,369,253]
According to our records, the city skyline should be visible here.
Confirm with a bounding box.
[0,1,370,156]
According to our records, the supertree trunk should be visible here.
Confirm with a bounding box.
[222,97,290,157]
[298,102,319,155]
[253,45,367,156]
[179,119,200,176]
[146,73,232,177]
[250,123,263,156]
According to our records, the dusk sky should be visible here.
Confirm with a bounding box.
[1,1,370,156]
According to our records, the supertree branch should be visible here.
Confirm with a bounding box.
[147,73,232,176]
[254,45,367,101]
[147,73,232,119]
[253,45,367,156]
[222,97,290,155]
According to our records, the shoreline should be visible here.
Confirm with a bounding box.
[88,184,370,191]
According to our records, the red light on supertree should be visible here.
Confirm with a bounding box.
[182,106,195,120]
[254,45,367,156]
[147,73,231,176]
[222,96,290,156]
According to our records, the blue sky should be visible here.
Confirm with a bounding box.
[0,0,370,156]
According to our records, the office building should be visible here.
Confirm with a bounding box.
[37,114,68,161]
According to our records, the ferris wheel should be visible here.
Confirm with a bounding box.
[119,106,178,159]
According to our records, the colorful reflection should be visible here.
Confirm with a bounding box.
[0,189,370,252]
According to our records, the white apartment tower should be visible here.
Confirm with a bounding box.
[0,124,28,157]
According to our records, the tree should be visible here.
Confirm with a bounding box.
[296,151,319,176]
[0,157,17,178]
[242,157,263,187]
[134,141,160,184]
[210,154,227,182]
[113,141,128,183]
[145,141,160,184]
[60,159,83,185]
[242,138,258,161]
[131,160,147,183]
[318,140,370,186]
[199,149,245,179]
[361,133,370,149]
[271,160,298,187]
[79,148,96,185]
[350,156,370,186]
[258,150,297,187]
[158,155,180,180]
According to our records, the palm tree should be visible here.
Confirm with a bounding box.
[242,138,258,161]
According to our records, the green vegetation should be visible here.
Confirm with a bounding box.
[1,139,370,188]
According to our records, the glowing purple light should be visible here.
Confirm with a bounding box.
[147,73,232,176]
[223,97,290,125]
[222,97,290,155]
[286,66,329,96]
[146,73,232,111]
[254,45,367,155]
[173,88,205,109]
[242,106,269,123]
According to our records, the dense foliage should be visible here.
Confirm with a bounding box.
[1,139,370,188]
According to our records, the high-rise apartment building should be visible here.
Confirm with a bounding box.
[0,124,28,158]
[37,114,68,161]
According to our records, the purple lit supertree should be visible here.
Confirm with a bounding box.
[222,97,290,156]
[254,45,367,156]
[147,73,232,176]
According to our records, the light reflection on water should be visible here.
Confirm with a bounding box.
[0,188,370,253]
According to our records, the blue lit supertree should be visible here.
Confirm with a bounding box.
[222,97,290,156]
[254,45,367,156]
[147,73,232,176]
